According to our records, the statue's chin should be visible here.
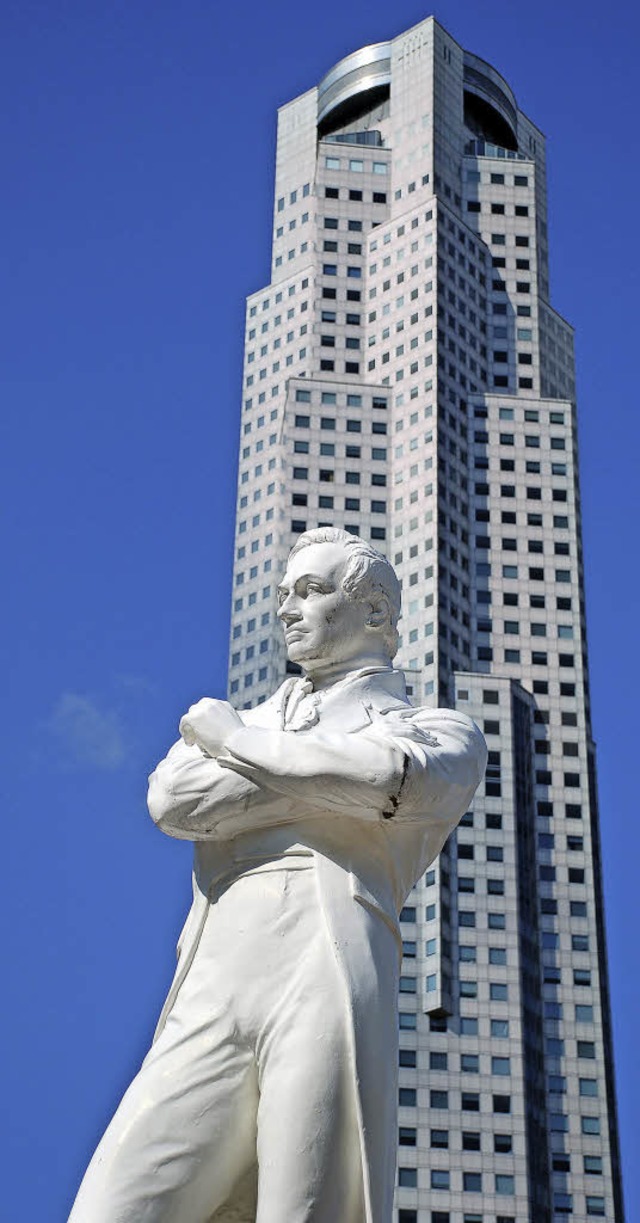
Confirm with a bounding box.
[286,643,318,666]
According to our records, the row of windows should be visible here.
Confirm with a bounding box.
[324,185,387,204]
[397,1014,597,1058]
[399,1126,516,1154]
[292,495,387,512]
[475,514,570,531]
[475,564,573,584]
[493,301,532,318]
[478,620,575,638]
[291,519,387,542]
[478,648,577,671]
[323,216,364,232]
[398,1168,515,1195]
[477,686,581,708]
[476,538,571,555]
[467,200,530,217]
[495,432,566,450]
[417,899,591,928]
[489,231,531,247]
[247,276,309,317]
[406,906,510,931]
[402,942,508,967]
[492,279,531,297]
[400,1088,515,1113]
[322,241,363,256]
[474,463,568,482]
[295,388,387,408]
[322,262,362,278]
[399,1086,602,1139]
[293,466,386,485]
[399,1015,509,1041]
[466,170,530,187]
[321,286,361,303]
[318,310,362,327]
[293,441,387,461]
[324,154,388,174]
[398,1199,605,1222]
[294,413,387,434]
[319,360,361,374]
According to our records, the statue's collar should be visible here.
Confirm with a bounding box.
[282,666,407,729]
[305,665,405,698]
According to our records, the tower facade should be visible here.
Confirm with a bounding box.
[227,16,623,1222]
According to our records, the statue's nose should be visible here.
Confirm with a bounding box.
[279,607,302,626]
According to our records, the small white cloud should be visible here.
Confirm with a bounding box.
[46,692,127,770]
[114,673,158,694]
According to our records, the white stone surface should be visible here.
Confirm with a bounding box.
[69,530,486,1223]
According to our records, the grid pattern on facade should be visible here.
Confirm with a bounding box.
[226,15,623,1222]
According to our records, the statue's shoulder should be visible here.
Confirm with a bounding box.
[402,705,488,763]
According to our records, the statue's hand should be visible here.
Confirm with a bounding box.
[179,698,243,757]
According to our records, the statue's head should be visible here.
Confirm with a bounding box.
[276,527,401,675]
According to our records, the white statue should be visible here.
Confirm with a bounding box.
[69,528,486,1223]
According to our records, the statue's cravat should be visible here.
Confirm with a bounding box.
[283,677,319,731]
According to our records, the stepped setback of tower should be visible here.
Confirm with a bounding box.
[226,16,624,1223]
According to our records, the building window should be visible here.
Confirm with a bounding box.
[586,1198,606,1217]
[463,1173,482,1192]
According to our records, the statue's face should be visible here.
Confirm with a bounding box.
[277,542,373,672]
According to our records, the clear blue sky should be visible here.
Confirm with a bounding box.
[2,2,638,1218]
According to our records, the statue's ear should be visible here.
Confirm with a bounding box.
[367,594,390,630]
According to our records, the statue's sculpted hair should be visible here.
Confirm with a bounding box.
[288,527,401,660]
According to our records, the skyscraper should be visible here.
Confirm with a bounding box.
[227,15,623,1223]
